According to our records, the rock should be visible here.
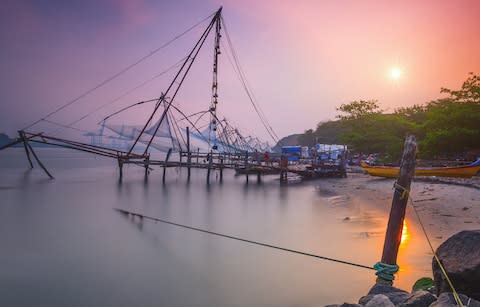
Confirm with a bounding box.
[359,285,409,306]
[364,294,395,307]
[432,230,480,299]
[398,291,436,307]
[429,292,480,307]
[368,284,409,295]
[325,304,361,307]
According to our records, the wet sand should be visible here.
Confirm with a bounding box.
[320,171,480,250]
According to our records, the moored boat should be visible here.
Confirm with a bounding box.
[361,159,480,178]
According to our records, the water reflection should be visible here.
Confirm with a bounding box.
[400,220,411,247]
[0,149,438,306]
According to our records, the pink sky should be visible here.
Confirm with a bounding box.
[1,0,479,143]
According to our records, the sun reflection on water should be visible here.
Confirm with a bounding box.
[400,220,410,247]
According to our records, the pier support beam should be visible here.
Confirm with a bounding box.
[376,135,417,285]
[280,155,288,183]
[244,151,249,183]
[187,127,191,179]
[219,156,223,181]
[18,130,34,169]
[144,155,150,180]
[118,156,124,181]
[206,151,213,183]
[163,148,172,183]
[26,141,54,179]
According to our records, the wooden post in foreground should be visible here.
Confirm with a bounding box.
[376,135,417,285]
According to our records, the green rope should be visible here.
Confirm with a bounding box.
[374,262,399,282]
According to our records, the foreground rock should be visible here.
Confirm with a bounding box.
[359,284,409,306]
[432,230,480,300]
[430,292,480,307]
[398,290,436,307]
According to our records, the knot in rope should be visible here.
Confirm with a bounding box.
[374,262,399,282]
[393,182,409,200]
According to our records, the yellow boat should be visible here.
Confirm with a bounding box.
[361,159,480,178]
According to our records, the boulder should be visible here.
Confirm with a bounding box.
[429,292,480,307]
[432,230,480,299]
[398,290,436,307]
[365,294,395,307]
[359,285,409,306]
[325,304,362,307]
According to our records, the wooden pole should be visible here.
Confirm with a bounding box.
[245,151,249,183]
[18,131,34,168]
[206,151,213,183]
[144,154,150,180]
[118,156,123,181]
[187,127,191,178]
[376,135,417,285]
[26,142,54,179]
[163,148,172,183]
[196,148,199,165]
[219,155,223,181]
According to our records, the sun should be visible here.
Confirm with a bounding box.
[390,67,402,80]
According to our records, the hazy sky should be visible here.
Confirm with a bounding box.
[1,0,479,143]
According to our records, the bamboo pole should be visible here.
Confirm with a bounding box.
[187,127,191,178]
[26,142,54,179]
[19,131,34,168]
[376,135,417,285]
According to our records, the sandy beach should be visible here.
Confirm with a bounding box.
[322,173,480,245]
[320,170,480,251]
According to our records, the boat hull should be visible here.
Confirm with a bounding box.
[361,161,480,178]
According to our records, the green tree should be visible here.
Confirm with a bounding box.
[420,73,480,158]
[336,99,381,120]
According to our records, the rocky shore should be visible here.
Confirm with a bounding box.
[326,230,480,307]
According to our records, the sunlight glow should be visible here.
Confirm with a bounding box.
[390,67,402,79]
[400,220,410,246]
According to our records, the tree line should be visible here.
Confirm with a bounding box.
[296,73,480,162]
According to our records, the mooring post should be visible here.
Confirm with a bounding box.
[206,150,213,183]
[196,148,200,165]
[244,151,249,183]
[18,130,34,168]
[257,171,261,183]
[280,154,288,183]
[144,154,150,179]
[375,135,417,285]
[163,148,172,183]
[25,142,54,179]
[117,155,123,180]
[219,155,224,181]
[186,126,191,178]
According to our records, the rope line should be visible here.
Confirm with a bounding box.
[394,182,464,307]
[220,17,279,144]
[22,12,214,131]
[115,208,374,271]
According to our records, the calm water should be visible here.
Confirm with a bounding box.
[0,148,432,306]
